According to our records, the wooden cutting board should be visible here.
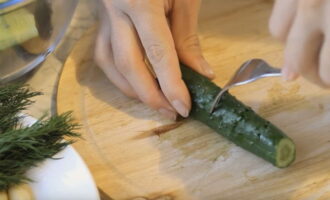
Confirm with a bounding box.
[57,0,330,199]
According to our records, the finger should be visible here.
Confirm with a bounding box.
[318,2,330,87]
[128,4,191,117]
[94,23,137,98]
[269,0,298,41]
[282,5,325,86]
[171,0,214,79]
[319,35,330,87]
[109,10,177,119]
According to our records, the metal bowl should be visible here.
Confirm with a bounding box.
[0,0,78,83]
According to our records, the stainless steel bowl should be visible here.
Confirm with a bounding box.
[0,0,78,83]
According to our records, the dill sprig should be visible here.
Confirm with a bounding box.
[0,85,80,191]
[0,84,41,133]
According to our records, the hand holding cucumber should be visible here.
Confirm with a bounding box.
[95,1,300,167]
[94,0,215,119]
[96,0,330,118]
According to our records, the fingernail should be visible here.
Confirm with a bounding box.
[159,108,177,120]
[172,100,189,117]
[282,67,297,81]
[201,59,215,78]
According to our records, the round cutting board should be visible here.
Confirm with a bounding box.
[57,1,330,199]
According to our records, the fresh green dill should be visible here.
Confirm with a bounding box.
[0,84,80,191]
[0,84,41,133]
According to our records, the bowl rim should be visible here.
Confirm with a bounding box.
[0,0,34,14]
[0,0,79,84]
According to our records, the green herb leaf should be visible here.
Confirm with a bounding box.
[0,85,80,191]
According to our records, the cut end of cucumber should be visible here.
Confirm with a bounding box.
[276,138,296,168]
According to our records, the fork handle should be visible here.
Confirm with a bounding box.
[266,67,282,75]
[210,67,282,113]
[262,68,282,78]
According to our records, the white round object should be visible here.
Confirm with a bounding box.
[23,116,100,200]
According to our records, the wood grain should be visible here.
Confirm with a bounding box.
[57,0,330,199]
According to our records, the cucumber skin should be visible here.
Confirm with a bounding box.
[181,64,294,167]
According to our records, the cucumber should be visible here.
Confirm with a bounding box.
[0,8,38,50]
[181,64,295,168]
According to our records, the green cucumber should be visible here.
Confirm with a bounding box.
[181,64,295,168]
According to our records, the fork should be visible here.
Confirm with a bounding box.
[209,58,282,113]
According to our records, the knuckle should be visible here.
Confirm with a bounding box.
[146,44,167,64]
[177,34,201,52]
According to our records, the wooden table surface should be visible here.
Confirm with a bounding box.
[57,0,330,199]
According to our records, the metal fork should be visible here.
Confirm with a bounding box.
[209,58,282,113]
